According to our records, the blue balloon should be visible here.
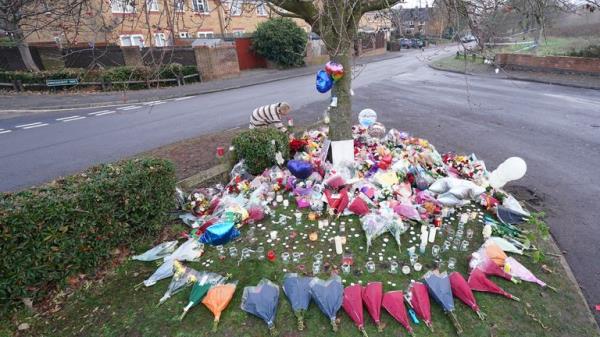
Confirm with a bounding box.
[200,221,240,246]
[287,160,313,180]
[316,70,333,93]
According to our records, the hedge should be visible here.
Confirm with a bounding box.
[0,158,176,313]
[0,64,200,90]
[232,128,290,175]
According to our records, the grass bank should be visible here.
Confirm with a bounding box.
[4,200,599,337]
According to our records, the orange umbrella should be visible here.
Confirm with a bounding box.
[202,282,237,331]
[484,242,507,267]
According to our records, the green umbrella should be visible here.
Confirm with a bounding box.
[180,278,212,320]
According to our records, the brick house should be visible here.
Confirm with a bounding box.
[25,0,311,47]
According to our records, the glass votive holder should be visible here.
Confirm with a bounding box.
[466,228,474,240]
[456,229,464,239]
[460,240,470,252]
[216,245,225,258]
[402,265,411,275]
[389,261,399,274]
[448,257,457,270]
[341,263,351,274]
[342,253,354,266]
[409,254,418,266]
[442,240,451,252]
[229,247,238,258]
[256,246,265,260]
[270,231,278,240]
[292,252,302,263]
[294,212,302,224]
[431,245,440,257]
[314,253,323,264]
[241,248,252,260]
[281,252,290,264]
[447,235,454,243]
[447,228,455,236]
[312,261,321,274]
[414,262,423,272]
[366,261,376,273]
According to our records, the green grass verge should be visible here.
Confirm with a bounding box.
[431,55,494,74]
[3,202,599,337]
[497,36,600,56]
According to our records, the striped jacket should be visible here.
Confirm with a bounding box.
[249,103,287,132]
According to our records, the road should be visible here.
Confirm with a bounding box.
[1,46,600,322]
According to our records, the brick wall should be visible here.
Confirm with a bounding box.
[121,47,143,67]
[495,53,600,76]
[194,45,240,80]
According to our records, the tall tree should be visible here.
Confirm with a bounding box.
[0,0,88,71]
[267,0,402,140]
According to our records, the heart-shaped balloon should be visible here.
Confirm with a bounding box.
[287,160,313,180]
[325,61,344,82]
[316,70,333,93]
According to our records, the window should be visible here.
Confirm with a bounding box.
[174,0,185,12]
[197,31,214,38]
[192,0,209,13]
[147,0,159,11]
[232,29,245,37]
[179,31,190,38]
[229,0,242,16]
[119,34,144,47]
[257,3,267,16]
[154,33,167,46]
[112,0,135,13]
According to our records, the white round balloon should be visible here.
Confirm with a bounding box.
[358,109,377,127]
[489,157,527,189]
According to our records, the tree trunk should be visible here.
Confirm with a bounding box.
[9,24,40,71]
[328,51,353,141]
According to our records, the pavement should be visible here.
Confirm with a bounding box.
[0,51,404,115]
[1,44,600,325]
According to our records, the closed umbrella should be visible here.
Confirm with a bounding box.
[202,282,237,331]
[504,257,556,291]
[424,271,463,334]
[468,269,520,301]
[409,281,433,331]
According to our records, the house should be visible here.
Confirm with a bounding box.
[24,0,311,47]
[359,10,393,33]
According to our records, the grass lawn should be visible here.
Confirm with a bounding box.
[497,36,600,56]
[430,55,494,74]
[4,199,599,337]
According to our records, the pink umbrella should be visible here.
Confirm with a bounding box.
[343,284,368,337]
[504,257,556,291]
[449,272,486,320]
[382,291,414,335]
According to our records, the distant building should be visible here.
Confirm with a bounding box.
[359,10,393,33]
[24,0,311,47]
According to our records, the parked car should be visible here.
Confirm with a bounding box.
[399,38,412,49]
[411,38,425,48]
[461,34,477,43]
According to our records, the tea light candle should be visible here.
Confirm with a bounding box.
[276,195,284,203]
[402,265,411,275]
[270,231,278,240]
[414,262,423,272]
[282,199,289,208]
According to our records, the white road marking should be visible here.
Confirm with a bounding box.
[16,122,43,128]
[93,111,116,116]
[56,115,81,121]
[144,101,166,106]
[22,123,49,129]
[88,110,113,115]
[173,96,192,101]
[117,105,141,111]
[0,129,12,134]
[61,116,86,122]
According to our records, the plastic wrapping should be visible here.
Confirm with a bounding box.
[241,279,280,332]
[199,221,240,246]
[360,213,389,252]
[132,241,178,261]
[309,276,343,331]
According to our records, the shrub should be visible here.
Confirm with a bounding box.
[232,128,290,175]
[566,44,600,59]
[0,158,176,313]
[252,18,307,68]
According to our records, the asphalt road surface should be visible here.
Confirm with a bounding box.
[1,46,599,322]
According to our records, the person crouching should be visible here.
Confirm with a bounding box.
[249,102,291,133]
